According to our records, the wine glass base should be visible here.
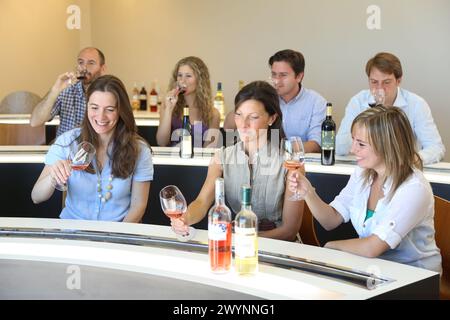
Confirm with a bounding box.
[175,227,196,242]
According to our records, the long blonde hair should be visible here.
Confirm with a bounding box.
[351,106,422,200]
[168,56,213,125]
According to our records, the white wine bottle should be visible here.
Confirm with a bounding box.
[234,184,258,275]
[214,82,225,119]
[179,106,193,159]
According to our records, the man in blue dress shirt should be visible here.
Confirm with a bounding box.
[223,49,326,153]
[336,52,445,164]
[268,49,327,153]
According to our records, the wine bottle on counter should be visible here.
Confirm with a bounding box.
[149,80,158,113]
[179,106,193,159]
[208,178,232,273]
[234,184,258,275]
[131,82,140,111]
[214,82,225,119]
[139,84,147,111]
[321,102,336,166]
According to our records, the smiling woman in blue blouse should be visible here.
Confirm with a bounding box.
[288,106,442,272]
[32,75,153,222]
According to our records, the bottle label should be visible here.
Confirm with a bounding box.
[208,222,228,241]
[149,95,158,106]
[235,227,256,258]
[181,137,192,157]
[321,131,335,150]
[214,101,224,113]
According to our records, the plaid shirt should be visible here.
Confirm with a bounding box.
[50,81,86,136]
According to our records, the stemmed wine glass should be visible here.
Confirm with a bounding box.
[175,81,187,95]
[369,88,385,107]
[67,68,88,86]
[52,141,96,191]
[282,136,306,201]
[159,185,195,242]
[267,76,278,88]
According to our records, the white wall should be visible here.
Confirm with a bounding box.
[1,0,449,161]
[0,0,82,99]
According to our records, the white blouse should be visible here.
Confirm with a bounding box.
[330,167,442,272]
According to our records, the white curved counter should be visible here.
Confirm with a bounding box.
[0,218,439,300]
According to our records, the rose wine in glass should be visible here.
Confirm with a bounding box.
[52,141,96,191]
[282,136,306,201]
[159,185,195,242]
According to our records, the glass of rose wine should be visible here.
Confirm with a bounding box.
[159,185,195,242]
[282,136,306,201]
[52,141,96,191]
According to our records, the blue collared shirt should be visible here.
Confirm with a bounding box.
[330,166,441,272]
[279,86,327,146]
[336,88,445,164]
[50,81,86,137]
[45,128,154,221]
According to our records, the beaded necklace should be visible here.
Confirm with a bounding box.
[97,173,113,203]
[95,156,113,203]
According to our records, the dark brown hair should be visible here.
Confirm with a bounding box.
[268,49,305,75]
[82,75,146,178]
[234,81,285,142]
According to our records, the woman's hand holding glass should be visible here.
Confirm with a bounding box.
[159,185,195,242]
[51,141,96,192]
[165,81,187,111]
[287,168,312,200]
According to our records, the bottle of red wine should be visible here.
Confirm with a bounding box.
[180,106,193,158]
[139,84,147,111]
[321,102,336,166]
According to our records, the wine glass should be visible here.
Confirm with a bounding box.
[282,136,306,201]
[369,88,385,107]
[267,76,278,88]
[175,81,187,95]
[159,185,195,242]
[52,141,96,191]
[67,68,88,86]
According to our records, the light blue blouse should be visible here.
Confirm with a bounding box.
[45,128,154,221]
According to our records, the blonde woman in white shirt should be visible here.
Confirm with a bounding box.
[288,105,442,272]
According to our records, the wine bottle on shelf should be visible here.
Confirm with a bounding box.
[214,82,225,119]
[131,82,140,111]
[238,80,245,91]
[179,106,193,159]
[234,184,258,275]
[321,102,336,166]
[208,177,232,273]
[149,80,158,113]
[139,84,147,111]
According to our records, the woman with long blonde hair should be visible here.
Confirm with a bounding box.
[288,105,441,272]
[156,56,221,148]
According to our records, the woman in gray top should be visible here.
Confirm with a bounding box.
[171,81,304,241]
